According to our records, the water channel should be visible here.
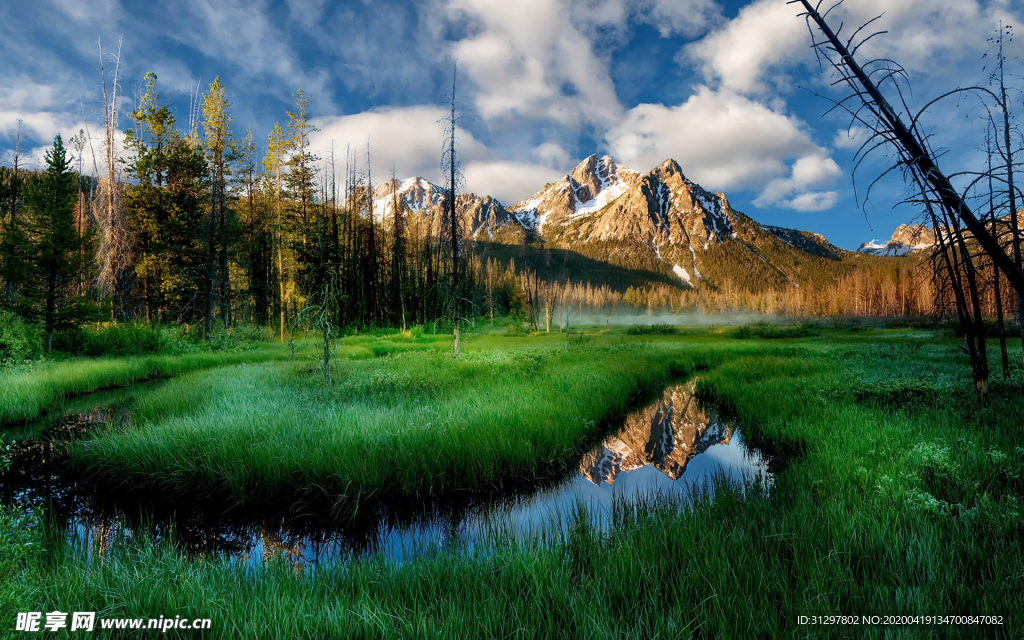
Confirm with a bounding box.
[0,379,772,567]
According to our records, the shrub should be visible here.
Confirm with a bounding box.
[732,322,820,340]
[852,378,944,409]
[568,333,592,346]
[0,312,41,367]
[505,323,529,337]
[53,323,163,357]
[626,323,677,335]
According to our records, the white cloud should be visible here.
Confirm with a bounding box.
[605,86,838,212]
[755,155,842,212]
[464,160,562,203]
[172,0,331,106]
[47,0,121,25]
[310,105,563,204]
[685,0,806,94]
[570,0,722,38]
[633,0,721,37]
[784,190,840,212]
[687,0,1023,95]
[532,142,571,170]
[833,125,871,151]
[309,105,489,185]
[446,0,624,129]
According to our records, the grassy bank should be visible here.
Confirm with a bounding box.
[69,338,718,511]
[4,327,1023,638]
[0,344,302,425]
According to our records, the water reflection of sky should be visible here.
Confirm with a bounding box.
[3,380,773,569]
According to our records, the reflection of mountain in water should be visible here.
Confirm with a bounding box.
[579,384,733,485]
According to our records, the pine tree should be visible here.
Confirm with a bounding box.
[125,72,207,325]
[21,135,98,353]
[0,166,29,310]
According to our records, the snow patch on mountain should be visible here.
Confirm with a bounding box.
[673,264,692,285]
[573,181,628,218]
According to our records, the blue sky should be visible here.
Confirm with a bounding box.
[1,0,1020,248]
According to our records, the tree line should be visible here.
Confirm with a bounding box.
[2,58,1020,358]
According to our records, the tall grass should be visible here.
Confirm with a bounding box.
[0,346,296,425]
[9,330,1024,637]
[70,343,711,511]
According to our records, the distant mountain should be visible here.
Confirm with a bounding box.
[858,224,936,256]
[370,177,525,243]
[364,154,891,293]
[508,154,850,290]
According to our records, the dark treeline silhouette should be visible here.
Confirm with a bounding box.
[3,69,1019,350]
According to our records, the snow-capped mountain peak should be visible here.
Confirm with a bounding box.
[509,154,643,231]
[858,224,936,256]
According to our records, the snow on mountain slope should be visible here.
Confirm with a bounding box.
[858,224,936,256]
[508,154,641,231]
[371,177,521,240]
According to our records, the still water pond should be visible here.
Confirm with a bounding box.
[1,380,772,567]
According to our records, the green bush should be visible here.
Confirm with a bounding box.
[505,323,530,337]
[53,323,163,357]
[626,323,677,335]
[732,322,820,340]
[852,378,944,409]
[0,312,41,367]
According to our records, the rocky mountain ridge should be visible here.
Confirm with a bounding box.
[364,154,875,291]
[858,224,936,257]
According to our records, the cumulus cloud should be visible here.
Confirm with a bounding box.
[310,105,488,184]
[446,0,624,129]
[605,86,838,210]
[310,105,563,204]
[833,125,872,151]
[783,190,840,212]
[685,0,806,94]
[464,160,562,203]
[755,154,842,212]
[687,0,1023,95]
[570,0,722,38]
[532,142,571,170]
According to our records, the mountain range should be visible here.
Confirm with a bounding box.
[858,224,936,257]
[371,154,914,292]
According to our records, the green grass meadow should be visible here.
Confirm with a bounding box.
[1,323,1022,638]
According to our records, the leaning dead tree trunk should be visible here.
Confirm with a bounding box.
[990,24,1024,363]
[795,0,1024,299]
[796,0,1024,397]
[987,127,1011,377]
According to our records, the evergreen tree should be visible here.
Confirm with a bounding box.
[125,73,208,325]
[20,135,97,353]
[0,166,29,309]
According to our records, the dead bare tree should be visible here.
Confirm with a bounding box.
[986,125,1011,377]
[795,0,1024,297]
[2,120,25,307]
[795,0,1024,396]
[985,23,1024,363]
[439,63,466,321]
[95,37,131,322]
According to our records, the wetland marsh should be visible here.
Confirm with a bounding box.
[1,323,1022,638]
